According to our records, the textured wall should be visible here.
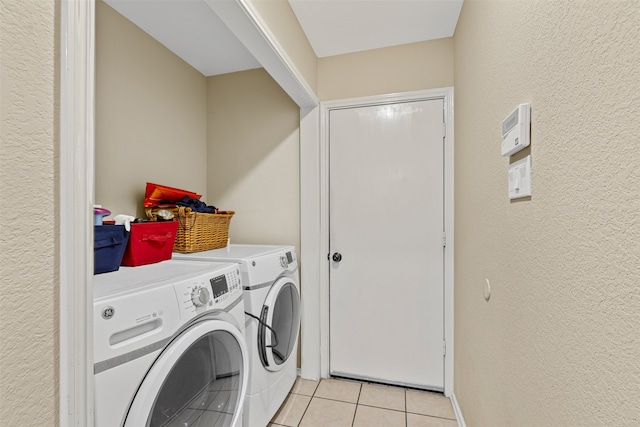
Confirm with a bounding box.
[95,0,208,218]
[454,1,640,425]
[318,38,454,101]
[0,0,58,424]
[206,69,300,254]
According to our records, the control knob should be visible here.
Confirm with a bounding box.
[280,255,288,268]
[191,286,210,307]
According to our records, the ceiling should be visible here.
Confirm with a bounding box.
[104,0,261,76]
[289,0,463,58]
[104,0,463,77]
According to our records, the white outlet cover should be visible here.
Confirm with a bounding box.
[508,155,531,199]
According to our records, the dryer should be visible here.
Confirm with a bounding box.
[94,259,248,427]
[173,245,301,427]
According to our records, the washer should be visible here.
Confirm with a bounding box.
[173,245,301,427]
[94,259,249,427]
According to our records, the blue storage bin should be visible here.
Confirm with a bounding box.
[94,225,130,274]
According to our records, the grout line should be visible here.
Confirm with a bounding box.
[350,405,356,427]
[404,388,407,412]
[310,396,358,405]
[406,412,458,421]
[287,378,320,426]
[310,380,320,396]
[405,389,408,427]
[296,393,312,427]
[356,403,407,413]
[350,401,358,426]
[351,381,362,426]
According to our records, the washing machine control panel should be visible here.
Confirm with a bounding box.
[175,267,242,315]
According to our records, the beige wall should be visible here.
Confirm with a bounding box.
[453,1,640,426]
[6,1,639,426]
[318,38,454,100]
[249,0,317,93]
[95,0,208,218]
[0,0,58,424]
[206,69,300,252]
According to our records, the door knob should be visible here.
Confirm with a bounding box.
[332,252,342,262]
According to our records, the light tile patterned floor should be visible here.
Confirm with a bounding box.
[269,377,458,427]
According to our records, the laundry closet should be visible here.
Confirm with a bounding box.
[95,0,301,253]
[93,2,304,425]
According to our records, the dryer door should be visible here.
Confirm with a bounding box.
[257,277,301,371]
[123,319,248,427]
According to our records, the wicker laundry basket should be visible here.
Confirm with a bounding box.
[146,206,234,253]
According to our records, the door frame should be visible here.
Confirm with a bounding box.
[59,1,96,425]
[309,88,454,396]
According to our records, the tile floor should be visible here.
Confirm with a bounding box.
[269,377,458,427]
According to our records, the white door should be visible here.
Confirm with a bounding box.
[329,99,445,390]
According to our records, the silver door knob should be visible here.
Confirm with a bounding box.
[332,252,342,262]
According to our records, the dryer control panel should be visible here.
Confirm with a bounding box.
[244,247,298,286]
[278,250,297,270]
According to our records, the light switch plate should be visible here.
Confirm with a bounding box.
[508,155,531,199]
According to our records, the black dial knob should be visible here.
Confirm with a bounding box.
[332,252,342,262]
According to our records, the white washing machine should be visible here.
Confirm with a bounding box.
[94,259,249,427]
[173,245,301,427]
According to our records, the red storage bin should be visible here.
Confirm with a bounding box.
[121,221,179,266]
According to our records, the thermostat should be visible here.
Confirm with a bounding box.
[501,104,530,157]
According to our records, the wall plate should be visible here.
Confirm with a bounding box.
[501,104,530,157]
[508,155,531,199]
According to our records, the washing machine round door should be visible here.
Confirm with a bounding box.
[257,276,301,371]
[124,319,248,427]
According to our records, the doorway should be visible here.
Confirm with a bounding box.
[328,98,445,390]
[310,89,454,395]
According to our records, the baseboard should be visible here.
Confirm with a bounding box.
[451,391,467,427]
